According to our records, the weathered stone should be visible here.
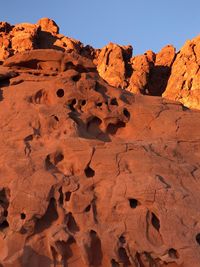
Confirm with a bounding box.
[0,19,200,267]
[11,23,39,52]
[37,17,59,35]
[128,54,151,94]
[163,36,200,109]
[96,42,132,88]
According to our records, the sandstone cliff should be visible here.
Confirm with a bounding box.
[0,18,200,267]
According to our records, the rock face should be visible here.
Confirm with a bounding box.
[163,36,200,109]
[0,19,200,267]
[96,43,132,89]
[0,18,83,62]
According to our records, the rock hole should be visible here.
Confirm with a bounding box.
[107,121,126,135]
[96,102,102,107]
[118,247,131,266]
[196,233,200,245]
[20,213,26,220]
[58,187,64,205]
[85,204,91,212]
[123,108,130,120]
[34,89,43,103]
[34,198,58,234]
[0,220,9,230]
[84,166,95,178]
[119,235,126,244]
[65,192,71,202]
[111,259,120,267]
[151,212,160,231]
[20,227,27,234]
[45,154,55,170]
[81,99,86,106]
[66,212,80,233]
[168,248,179,259]
[54,152,64,165]
[87,116,102,132]
[72,74,81,82]
[88,230,103,266]
[69,99,77,111]
[129,198,138,209]
[110,98,118,106]
[17,59,38,69]
[56,89,65,98]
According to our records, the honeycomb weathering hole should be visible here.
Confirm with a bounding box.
[196,233,200,245]
[119,235,126,244]
[168,248,179,259]
[65,192,71,202]
[85,204,91,212]
[0,220,9,230]
[123,108,130,119]
[72,73,81,82]
[111,259,120,267]
[56,89,65,98]
[107,121,126,135]
[110,98,118,106]
[129,198,138,209]
[20,213,26,220]
[81,99,86,106]
[84,166,95,178]
[54,152,64,164]
[118,247,131,266]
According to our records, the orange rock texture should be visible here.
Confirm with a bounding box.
[0,18,200,267]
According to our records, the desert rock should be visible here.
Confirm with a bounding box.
[163,36,200,109]
[96,42,132,88]
[0,19,200,267]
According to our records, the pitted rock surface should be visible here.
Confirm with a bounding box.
[0,19,200,267]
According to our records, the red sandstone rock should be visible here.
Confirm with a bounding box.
[37,17,59,35]
[163,36,200,109]
[127,54,151,94]
[96,42,132,88]
[148,45,176,96]
[11,23,39,53]
[0,19,200,267]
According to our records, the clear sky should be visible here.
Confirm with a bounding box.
[1,0,200,55]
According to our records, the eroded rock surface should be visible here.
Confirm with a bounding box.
[96,43,132,89]
[163,36,200,109]
[0,19,200,267]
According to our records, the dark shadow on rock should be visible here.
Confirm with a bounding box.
[0,89,3,101]
[34,198,58,234]
[148,65,171,96]
[69,112,111,142]
[37,31,65,52]
[21,246,52,267]
[86,230,103,267]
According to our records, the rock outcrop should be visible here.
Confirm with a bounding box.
[96,43,132,89]
[0,18,83,62]
[0,18,200,267]
[163,36,200,109]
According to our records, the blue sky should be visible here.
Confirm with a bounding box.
[1,0,200,55]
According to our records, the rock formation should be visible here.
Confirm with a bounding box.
[163,36,200,109]
[0,18,200,267]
